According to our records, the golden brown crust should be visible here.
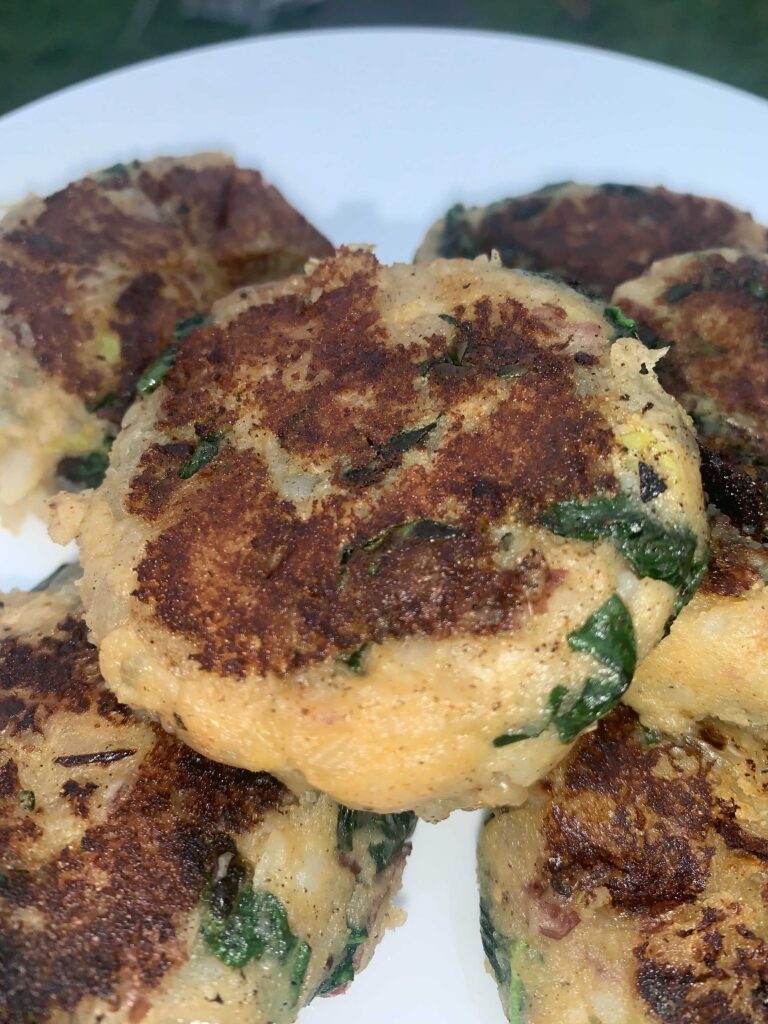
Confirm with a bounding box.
[615,251,768,495]
[0,603,288,1023]
[0,156,332,414]
[425,184,766,298]
[542,706,714,910]
[128,250,618,677]
[529,708,768,1022]
[700,515,767,598]
[128,161,334,286]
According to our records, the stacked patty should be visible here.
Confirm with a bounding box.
[0,574,414,1024]
[0,153,331,525]
[614,248,768,511]
[464,184,768,1022]
[478,706,768,1024]
[57,247,707,817]
[415,182,766,299]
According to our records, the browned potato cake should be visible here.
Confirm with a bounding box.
[416,183,766,298]
[0,153,332,525]
[0,575,413,1024]
[614,248,768,506]
[58,248,707,817]
[479,706,768,1024]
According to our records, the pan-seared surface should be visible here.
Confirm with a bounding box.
[613,249,768,502]
[479,706,768,1024]
[0,152,332,525]
[0,579,413,1024]
[62,249,706,815]
[415,183,766,299]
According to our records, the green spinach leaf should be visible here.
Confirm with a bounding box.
[540,493,702,596]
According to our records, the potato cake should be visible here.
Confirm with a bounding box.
[416,183,765,299]
[0,153,332,526]
[614,248,768,506]
[60,249,707,817]
[478,706,768,1024]
[0,574,413,1024]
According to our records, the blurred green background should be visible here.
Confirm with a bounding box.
[3,0,768,116]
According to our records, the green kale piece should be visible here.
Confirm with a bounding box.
[540,493,703,596]
[315,926,368,996]
[494,596,636,747]
[203,883,311,1004]
[335,805,417,873]
[178,433,222,479]
[604,304,638,338]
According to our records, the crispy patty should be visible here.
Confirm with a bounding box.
[415,183,766,299]
[478,706,768,1024]
[60,248,707,817]
[0,576,413,1024]
[628,513,768,735]
[613,249,768,506]
[0,152,331,525]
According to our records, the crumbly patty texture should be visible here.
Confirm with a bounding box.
[0,152,332,524]
[628,513,768,735]
[415,183,766,299]
[0,579,413,1024]
[479,706,768,1024]
[67,248,706,815]
[613,248,768,503]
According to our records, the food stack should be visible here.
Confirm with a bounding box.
[0,157,765,1023]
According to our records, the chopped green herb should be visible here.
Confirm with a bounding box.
[749,280,767,300]
[507,940,533,1024]
[496,364,529,379]
[19,790,35,812]
[604,305,638,338]
[336,806,358,852]
[136,345,178,395]
[567,594,636,680]
[136,315,208,395]
[420,315,475,374]
[178,434,222,479]
[551,596,637,743]
[664,282,699,304]
[315,926,368,996]
[335,805,417,872]
[499,532,514,551]
[203,884,311,987]
[57,437,112,489]
[94,160,140,181]
[480,897,508,987]
[85,392,119,413]
[342,421,438,486]
[174,313,208,339]
[639,724,664,746]
[338,642,371,675]
[480,899,538,1023]
[287,939,312,1005]
[351,519,463,559]
[540,493,702,595]
[495,598,636,747]
[492,727,542,748]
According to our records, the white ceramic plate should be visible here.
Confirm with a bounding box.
[1,28,767,1022]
